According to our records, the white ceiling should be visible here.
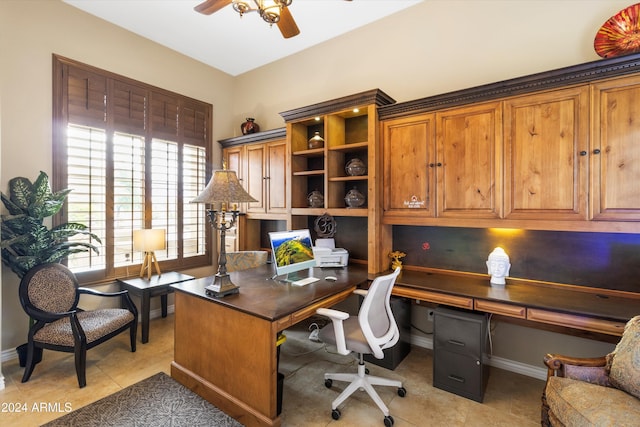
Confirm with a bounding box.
[63,0,423,76]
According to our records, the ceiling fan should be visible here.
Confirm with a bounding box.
[194,0,352,39]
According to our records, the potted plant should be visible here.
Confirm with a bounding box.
[0,171,101,365]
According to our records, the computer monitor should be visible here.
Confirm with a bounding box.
[268,229,316,281]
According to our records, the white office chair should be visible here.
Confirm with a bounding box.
[316,267,406,427]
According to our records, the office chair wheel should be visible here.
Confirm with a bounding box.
[325,379,333,388]
[383,415,394,426]
[398,386,407,397]
[331,408,341,420]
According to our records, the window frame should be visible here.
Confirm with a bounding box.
[52,55,212,284]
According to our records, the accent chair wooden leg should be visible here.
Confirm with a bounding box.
[74,345,87,388]
[21,342,37,383]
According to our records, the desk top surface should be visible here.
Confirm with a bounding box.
[172,264,369,321]
[394,269,640,322]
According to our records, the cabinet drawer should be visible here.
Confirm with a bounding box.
[434,314,482,356]
[433,350,485,402]
[474,299,526,318]
[527,308,625,336]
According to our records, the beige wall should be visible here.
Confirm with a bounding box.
[1,0,627,365]
[0,0,232,350]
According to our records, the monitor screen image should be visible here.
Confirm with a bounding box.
[269,229,316,280]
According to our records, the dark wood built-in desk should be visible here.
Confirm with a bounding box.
[391,269,640,338]
[170,264,369,427]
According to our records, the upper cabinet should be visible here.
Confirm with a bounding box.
[437,102,502,219]
[381,101,502,221]
[382,114,435,218]
[503,86,589,221]
[220,128,287,218]
[379,53,640,233]
[245,140,287,215]
[591,75,640,221]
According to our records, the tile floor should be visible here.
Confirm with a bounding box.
[0,315,545,426]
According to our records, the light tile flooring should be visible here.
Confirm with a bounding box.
[1,315,544,426]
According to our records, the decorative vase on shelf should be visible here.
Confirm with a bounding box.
[344,187,365,208]
[308,131,324,149]
[307,190,324,208]
[240,118,259,135]
[345,158,366,176]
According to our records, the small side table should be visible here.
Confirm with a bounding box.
[117,272,194,343]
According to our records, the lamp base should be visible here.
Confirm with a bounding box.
[205,273,240,297]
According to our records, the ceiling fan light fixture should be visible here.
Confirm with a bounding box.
[259,0,282,25]
[232,1,251,16]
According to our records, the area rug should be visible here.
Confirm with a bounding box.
[41,372,244,427]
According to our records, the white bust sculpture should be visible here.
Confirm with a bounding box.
[486,247,510,286]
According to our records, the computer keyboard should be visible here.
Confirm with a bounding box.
[291,276,320,286]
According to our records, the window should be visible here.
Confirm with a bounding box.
[53,56,212,283]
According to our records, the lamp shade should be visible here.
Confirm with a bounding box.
[133,229,166,252]
[191,170,257,205]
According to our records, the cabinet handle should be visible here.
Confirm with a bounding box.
[263,176,270,180]
[429,162,443,168]
[593,149,601,155]
[447,374,465,383]
[447,339,466,347]
[579,151,587,156]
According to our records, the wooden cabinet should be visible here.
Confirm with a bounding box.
[437,102,502,219]
[504,86,589,220]
[382,114,435,218]
[382,101,501,220]
[245,140,287,214]
[591,75,640,221]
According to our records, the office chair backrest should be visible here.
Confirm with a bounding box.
[358,267,401,359]
[20,263,80,316]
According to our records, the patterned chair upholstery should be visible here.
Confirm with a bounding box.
[19,263,138,388]
[542,315,640,426]
[225,251,268,272]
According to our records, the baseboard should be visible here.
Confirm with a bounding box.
[410,334,548,381]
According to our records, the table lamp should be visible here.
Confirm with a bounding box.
[191,168,257,297]
[133,228,166,280]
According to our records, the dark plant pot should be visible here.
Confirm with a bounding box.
[17,343,43,368]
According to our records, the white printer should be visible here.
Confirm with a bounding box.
[312,238,349,267]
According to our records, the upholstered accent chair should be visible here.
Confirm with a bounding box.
[19,263,138,388]
[225,250,268,272]
[542,315,640,427]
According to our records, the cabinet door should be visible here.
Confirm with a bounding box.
[224,145,246,212]
[382,114,436,217]
[591,76,640,221]
[436,102,502,218]
[245,144,266,213]
[504,86,589,220]
[266,140,287,213]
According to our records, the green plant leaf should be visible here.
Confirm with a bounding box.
[8,176,34,211]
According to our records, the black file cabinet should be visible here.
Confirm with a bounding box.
[433,307,489,402]
[363,296,411,370]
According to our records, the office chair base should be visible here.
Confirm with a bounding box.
[324,361,405,419]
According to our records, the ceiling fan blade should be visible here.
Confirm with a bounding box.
[194,0,232,15]
[277,7,300,39]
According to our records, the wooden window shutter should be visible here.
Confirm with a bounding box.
[112,80,147,133]
[66,66,107,127]
[181,100,209,146]
[150,92,179,138]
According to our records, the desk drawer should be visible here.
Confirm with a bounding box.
[474,299,526,318]
[527,309,625,336]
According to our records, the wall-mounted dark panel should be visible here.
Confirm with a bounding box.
[392,226,640,293]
